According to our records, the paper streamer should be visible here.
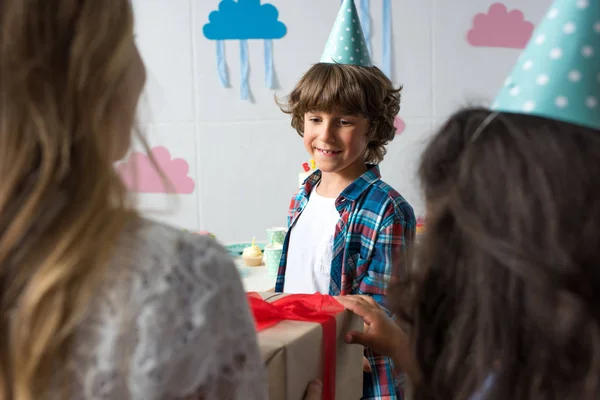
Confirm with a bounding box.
[216,40,229,87]
[240,40,249,100]
[359,0,372,55]
[382,0,392,78]
[264,39,274,89]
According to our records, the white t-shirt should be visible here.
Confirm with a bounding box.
[283,187,340,294]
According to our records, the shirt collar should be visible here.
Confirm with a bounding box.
[300,164,381,202]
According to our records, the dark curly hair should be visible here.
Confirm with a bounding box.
[390,107,600,400]
[278,63,401,164]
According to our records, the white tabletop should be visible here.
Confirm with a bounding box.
[235,257,277,292]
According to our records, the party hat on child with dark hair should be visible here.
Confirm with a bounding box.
[320,0,373,67]
[492,0,600,130]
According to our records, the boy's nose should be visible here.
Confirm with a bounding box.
[319,124,336,143]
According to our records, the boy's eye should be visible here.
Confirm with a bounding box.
[309,117,321,122]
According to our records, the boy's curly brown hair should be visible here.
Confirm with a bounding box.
[278,63,402,164]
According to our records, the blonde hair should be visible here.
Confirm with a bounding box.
[0,1,145,398]
[279,63,402,164]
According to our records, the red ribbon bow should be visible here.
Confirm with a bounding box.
[247,292,344,400]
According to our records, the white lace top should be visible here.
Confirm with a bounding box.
[64,219,267,400]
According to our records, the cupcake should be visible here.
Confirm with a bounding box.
[242,237,263,266]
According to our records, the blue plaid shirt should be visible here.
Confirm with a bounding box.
[276,165,416,399]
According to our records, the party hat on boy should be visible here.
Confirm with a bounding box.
[320,0,373,67]
[491,0,600,130]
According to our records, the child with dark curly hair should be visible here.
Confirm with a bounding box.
[338,0,600,399]
[275,1,416,398]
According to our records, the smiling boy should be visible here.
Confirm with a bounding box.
[275,1,416,398]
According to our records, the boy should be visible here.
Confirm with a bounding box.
[276,1,416,398]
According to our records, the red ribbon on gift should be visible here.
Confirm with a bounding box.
[247,292,344,400]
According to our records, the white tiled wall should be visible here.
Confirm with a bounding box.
[129,0,552,243]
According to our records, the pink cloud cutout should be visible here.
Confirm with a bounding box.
[116,146,195,194]
[467,3,534,49]
[394,116,406,135]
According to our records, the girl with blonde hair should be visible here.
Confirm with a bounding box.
[0,1,267,398]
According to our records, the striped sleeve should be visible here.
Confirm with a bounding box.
[357,210,406,305]
[359,204,414,400]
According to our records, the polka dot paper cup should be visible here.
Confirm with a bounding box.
[266,227,287,246]
[263,244,283,277]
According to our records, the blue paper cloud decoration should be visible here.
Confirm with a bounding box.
[203,0,287,100]
[203,0,287,40]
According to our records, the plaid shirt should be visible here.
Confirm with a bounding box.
[276,165,416,400]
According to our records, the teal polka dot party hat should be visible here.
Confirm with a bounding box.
[492,0,600,130]
[320,0,373,67]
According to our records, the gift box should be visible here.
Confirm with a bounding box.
[248,292,364,400]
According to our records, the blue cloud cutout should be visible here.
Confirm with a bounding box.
[203,0,287,40]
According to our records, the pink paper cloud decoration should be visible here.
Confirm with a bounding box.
[117,146,195,194]
[394,116,406,135]
[467,3,534,49]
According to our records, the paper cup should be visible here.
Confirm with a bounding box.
[263,244,283,277]
[266,227,287,245]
